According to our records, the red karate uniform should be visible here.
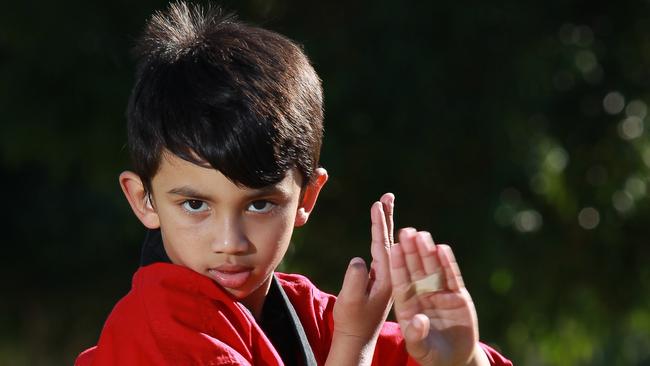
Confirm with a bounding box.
[76,263,512,366]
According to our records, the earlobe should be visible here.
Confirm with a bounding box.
[295,207,309,227]
[119,171,160,229]
[295,168,328,227]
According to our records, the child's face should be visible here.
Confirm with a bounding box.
[145,153,308,310]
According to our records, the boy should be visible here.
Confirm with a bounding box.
[76,2,512,365]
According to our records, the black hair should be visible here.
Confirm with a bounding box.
[127,1,323,191]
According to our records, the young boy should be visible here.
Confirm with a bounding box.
[76,2,512,365]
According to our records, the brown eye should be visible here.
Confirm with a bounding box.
[247,200,274,213]
[182,200,208,212]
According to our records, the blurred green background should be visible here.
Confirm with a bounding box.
[2,0,650,365]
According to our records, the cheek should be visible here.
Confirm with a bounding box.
[157,208,208,260]
[157,204,206,234]
[247,212,295,254]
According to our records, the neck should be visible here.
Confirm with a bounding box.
[240,274,274,319]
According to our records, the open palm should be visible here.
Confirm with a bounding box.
[390,229,480,366]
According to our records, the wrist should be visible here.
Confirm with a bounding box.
[331,329,375,353]
[326,331,377,366]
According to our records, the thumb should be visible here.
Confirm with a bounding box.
[338,257,369,302]
[403,314,430,357]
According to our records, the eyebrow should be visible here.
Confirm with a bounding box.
[166,184,291,201]
[166,186,212,201]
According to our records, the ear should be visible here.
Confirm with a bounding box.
[119,171,160,229]
[295,168,328,227]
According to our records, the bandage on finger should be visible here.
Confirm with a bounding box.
[408,272,443,295]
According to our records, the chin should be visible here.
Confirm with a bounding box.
[225,287,253,298]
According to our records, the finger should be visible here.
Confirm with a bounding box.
[415,231,440,275]
[380,193,395,245]
[370,202,391,286]
[390,243,420,322]
[437,244,465,291]
[389,243,411,295]
[370,202,390,261]
[338,257,369,302]
[401,228,427,280]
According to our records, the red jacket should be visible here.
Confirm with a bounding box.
[76,263,512,365]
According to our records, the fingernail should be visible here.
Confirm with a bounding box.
[400,227,416,236]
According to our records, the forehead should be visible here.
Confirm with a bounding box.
[151,152,302,197]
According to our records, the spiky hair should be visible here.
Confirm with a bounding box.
[139,2,233,60]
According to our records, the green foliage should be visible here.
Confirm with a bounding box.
[2,0,650,364]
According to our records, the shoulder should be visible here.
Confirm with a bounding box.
[74,270,162,365]
[77,264,265,365]
[274,272,321,293]
[98,263,203,335]
[274,272,337,308]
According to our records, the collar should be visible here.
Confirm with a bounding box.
[139,229,316,366]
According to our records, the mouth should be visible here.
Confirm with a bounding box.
[207,265,253,289]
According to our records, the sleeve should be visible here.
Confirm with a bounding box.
[480,343,513,366]
[74,346,96,366]
[371,321,420,366]
[75,265,276,366]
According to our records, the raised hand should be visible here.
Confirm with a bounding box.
[390,229,489,366]
[327,193,394,366]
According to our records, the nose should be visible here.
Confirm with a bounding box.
[210,215,249,254]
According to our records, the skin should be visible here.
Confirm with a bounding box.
[120,152,327,317]
[119,151,489,365]
[390,229,490,366]
[119,151,395,366]
[329,195,395,365]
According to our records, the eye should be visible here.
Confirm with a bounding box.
[247,200,275,213]
[182,200,209,213]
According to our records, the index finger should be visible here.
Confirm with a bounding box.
[390,229,420,322]
[380,193,395,246]
[369,201,391,286]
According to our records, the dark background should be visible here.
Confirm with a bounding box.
[2,0,650,365]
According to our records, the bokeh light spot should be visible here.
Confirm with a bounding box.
[613,191,634,213]
[578,207,600,230]
[625,177,646,199]
[575,50,598,74]
[625,99,647,119]
[603,91,625,115]
[514,209,543,232]
[546,147,569,172]
[618,116,644,140]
